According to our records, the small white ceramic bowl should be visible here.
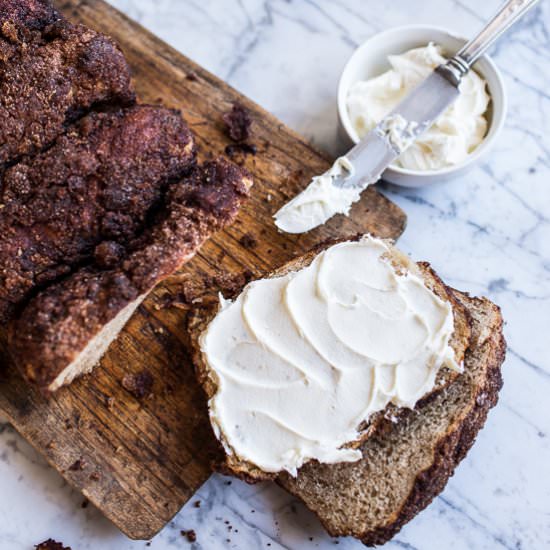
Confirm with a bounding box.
[337,25,507,187]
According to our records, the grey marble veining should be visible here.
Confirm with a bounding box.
[1,1,549,549]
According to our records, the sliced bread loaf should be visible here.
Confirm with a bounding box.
[9,158,252,393]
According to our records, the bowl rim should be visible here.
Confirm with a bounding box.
[337,24,508,179]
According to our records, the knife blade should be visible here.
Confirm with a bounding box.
[341,68,460,190]
[273,67,460,234]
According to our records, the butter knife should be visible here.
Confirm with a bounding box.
[274,0,540,234]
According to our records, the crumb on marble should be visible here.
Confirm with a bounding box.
[180,530,197,543]
[34,539,71,550]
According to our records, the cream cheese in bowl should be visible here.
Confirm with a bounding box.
[337,25,507,187]
[347,43,491,172]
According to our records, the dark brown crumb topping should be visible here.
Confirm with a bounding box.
[94,241,127,270]
[0,2,134,170]
[0,105,195,322]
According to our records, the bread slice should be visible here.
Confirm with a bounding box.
[9,158,252,393]
[188,238,472,481]
[278,292,505,546]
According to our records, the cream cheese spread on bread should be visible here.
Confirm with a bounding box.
[274,156,358,234]
[199,236,461,475]
[347,43,490,171]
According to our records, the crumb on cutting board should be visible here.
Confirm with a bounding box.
[225,142,257,158]
[122,370,154,399]
[239,232,258,249]
[89,470,101,481]
[223,102,252,142]
[68,458,86,471]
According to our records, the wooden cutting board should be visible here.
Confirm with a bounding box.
[0,0,407,540]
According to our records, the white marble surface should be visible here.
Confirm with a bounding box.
[1,0,549,549]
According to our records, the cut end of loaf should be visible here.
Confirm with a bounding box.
[47,295,146,393]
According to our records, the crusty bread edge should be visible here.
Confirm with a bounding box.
[188,236,472,482]
[360,294,505,547]
[278,293,505,546]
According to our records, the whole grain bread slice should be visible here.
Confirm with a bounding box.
[278,292,505,546]
[188,238,472,481]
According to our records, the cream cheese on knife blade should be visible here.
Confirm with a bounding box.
[274,157,358,234]
[200,236,461,476]
[273,115,417,234]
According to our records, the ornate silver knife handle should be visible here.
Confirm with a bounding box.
[439,0,541,85]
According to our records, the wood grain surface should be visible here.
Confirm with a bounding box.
[0,0,407,540]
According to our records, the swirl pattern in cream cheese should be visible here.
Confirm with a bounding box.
[200,236,461,475]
